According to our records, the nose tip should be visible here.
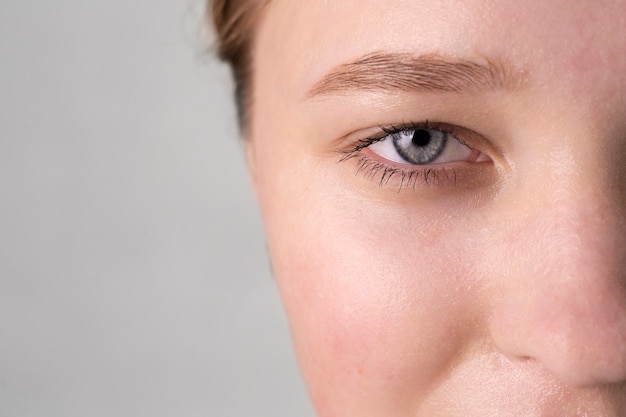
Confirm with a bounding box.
[487,180,626,387]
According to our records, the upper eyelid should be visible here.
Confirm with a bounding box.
[380,121,456,135]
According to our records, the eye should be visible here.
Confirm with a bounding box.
[338,122,495,190]
[368,126,483,165]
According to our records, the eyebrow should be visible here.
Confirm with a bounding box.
[306,52,521,98]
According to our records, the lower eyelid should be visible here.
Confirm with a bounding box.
[340,148,500,202]
[353,153,494,190]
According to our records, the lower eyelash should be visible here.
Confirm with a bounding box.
[354,156,459,191]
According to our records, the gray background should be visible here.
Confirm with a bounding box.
[0,1,315,416]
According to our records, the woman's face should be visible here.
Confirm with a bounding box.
[248,0,626,415]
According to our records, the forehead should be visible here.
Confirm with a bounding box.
[253,0,626,102]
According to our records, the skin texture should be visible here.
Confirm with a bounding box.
[247,0,626,415]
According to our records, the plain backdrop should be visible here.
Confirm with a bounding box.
[0,1,315,416]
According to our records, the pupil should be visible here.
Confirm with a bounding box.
[412,129,431,147]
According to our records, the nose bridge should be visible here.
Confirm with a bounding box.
[488,145,626,386]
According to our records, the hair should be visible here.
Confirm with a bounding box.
[209,0,269,132]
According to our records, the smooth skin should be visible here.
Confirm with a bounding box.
[248,0,626,415]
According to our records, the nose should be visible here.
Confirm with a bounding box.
[487,151,626,387]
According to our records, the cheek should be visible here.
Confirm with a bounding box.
[255,150,485,414]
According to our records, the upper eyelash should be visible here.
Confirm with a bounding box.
[339,120,459,162]
[379,120,457,136]
[338,120,469,191]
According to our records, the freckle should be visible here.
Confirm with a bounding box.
[357,367,364,376]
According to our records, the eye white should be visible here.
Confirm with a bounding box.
[368,128,475,165]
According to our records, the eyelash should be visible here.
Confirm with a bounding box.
[339,121,475,190]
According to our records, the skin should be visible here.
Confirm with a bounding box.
[247,0,626,415]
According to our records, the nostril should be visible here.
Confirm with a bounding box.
[488,280,626,387]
